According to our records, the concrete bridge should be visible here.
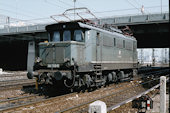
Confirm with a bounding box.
[0,12,168,36]
[0,12,169,47]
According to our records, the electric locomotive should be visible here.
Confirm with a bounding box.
[27,8,138,90]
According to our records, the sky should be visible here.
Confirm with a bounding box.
[0,0,169,25]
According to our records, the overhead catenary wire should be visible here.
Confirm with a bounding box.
[126,0,142,12]
[0,6,58,25]
[76,0,97,12]
[132,0,150,14]
[0,17,53,25]
[133,0,141,6]
[92,5,166,14]
[0,0,168,28]
[0,8,37,19]
[0,0,168,24]
[0,0,68,23]
[1,7,99,26]
[53,0,74,7]
[0,1,50,19]
[0,14,22,24]
[0,0,74,26]
[0,1,52,20]
[44,0,67,9]
[0,0,168,22]
[125,0,152,15]
[0,5,167,26]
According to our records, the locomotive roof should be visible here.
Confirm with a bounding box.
[78,22,136,41]
[46,22,83,31]
[46,22,136,41]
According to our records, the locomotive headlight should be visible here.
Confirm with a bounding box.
[64,58,70,62]
[35,57,42,63]
[44,40,48,43]
[33,71,38,76]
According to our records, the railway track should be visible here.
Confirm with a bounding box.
[0,67,168,112]
[0,79,146,113]
[0,94,43,110]
[57,75,169,113]
[0,74,26,78]
[0,71,34,90]
[55,67,169,113]
[138,67,169,74]
[0,71,26,78]
[0,79,35,90]
[0,79,138,112]
[0,92,78,113]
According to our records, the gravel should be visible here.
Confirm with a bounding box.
[9,81,142,113]
[0,89,27,100]
[0,71,27,81]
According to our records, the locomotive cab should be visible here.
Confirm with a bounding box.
[38,22,86,69]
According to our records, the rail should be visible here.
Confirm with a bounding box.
[0,92,77,112]
[0,79,35,90]
[56,74,169,113]
[107,76,169,111]
[0,67,168,112]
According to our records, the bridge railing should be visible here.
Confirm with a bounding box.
[100,12,169,25]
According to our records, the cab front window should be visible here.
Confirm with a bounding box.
[74,30,83,42]
[53,31,60,42]
[63,30,71,41]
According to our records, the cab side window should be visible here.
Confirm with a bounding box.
[63,30,71,41]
